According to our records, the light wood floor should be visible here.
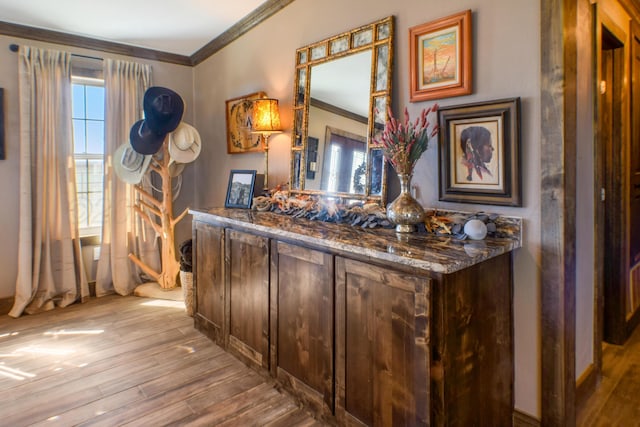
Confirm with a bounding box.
[0,295,325,427]
[578,323,640,426]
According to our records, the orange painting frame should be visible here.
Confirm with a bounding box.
[409,10,472,102]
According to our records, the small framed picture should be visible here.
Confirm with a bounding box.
[409,10,472,102]
[438,98,521,206]
[225,169,258,209]
[225,91,266,154]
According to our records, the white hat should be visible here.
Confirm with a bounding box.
[113,143,152,184]
[168,159,185,177]
[168,122,201,164]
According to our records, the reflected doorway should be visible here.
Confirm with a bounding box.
[320,127,367,194]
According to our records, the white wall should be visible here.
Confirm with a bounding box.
[193,0,542,417]
[0,35,195,299]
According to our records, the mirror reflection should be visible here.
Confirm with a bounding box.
[290,16,394,204]
[305,51,370,194]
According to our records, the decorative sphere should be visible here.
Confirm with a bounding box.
[464,219,488,240]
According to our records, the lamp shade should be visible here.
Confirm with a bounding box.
[251,98,281,133]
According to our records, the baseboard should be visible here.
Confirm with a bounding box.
[0,296,14,315]
[576,363,599,410]
[513,409,541,427]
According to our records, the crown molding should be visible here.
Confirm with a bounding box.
[0,0,296,67]
[0,21,191,66]
[190,0,295,65]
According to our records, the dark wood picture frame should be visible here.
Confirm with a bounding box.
[0,88,5,160]
[438,98,521,206]
[225,91,266,154]
[409,10,472,102]
[224,169,258,209]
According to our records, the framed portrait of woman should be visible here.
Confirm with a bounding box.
[437,98,521,206]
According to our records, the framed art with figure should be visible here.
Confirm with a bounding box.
[438,98,521,206]
[225,169,258,209]
[409,10,472,102]
[226,91,266,154]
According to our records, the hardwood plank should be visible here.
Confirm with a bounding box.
[0,295,320,426]
[578,322,640,425]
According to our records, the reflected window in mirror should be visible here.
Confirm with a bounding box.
[290,16,394,205]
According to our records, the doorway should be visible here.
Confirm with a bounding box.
[599,26,626,345]
[598,22,640,346]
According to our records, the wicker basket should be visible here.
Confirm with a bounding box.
[180,270,194,317]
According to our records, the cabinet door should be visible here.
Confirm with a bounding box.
[272,241,334,417]
[335,257,430,427]
[226,229,270,370]
[193,221,225,345]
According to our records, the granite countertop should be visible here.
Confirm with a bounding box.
[190,207,522,274]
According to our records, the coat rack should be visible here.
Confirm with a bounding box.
[116,87,200,293]
[127,138,188,290]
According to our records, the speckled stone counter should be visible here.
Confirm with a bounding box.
[190,207,521,274]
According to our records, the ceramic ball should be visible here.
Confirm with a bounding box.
[464,219,488,240]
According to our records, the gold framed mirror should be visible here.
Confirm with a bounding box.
[290,16,394,205]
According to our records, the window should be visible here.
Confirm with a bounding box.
[72,77,105,238]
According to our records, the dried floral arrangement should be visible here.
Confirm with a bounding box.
[252,191,393,229]
[376,105,439,176]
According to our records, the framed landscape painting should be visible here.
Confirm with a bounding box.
[409,10,472,102]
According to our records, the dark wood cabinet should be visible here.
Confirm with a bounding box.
[335,257,430,426]
[193,221,224,344]
[191,209,516,426]
[226,229,270,370]
[271,241,334,416]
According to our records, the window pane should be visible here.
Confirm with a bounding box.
[72,80,104,237]
[73,119,86,154]
[85,86,105,120]
[87,159,103,192]
[75,159,88,192]
[86,121,104,154]
[72,84,85,119]
[76,193,88,229]
[88,192,103,228]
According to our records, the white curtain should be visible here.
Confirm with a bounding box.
[10,46,89,317]
[96,59,159,296]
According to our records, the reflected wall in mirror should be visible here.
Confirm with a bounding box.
[290,16,394,205]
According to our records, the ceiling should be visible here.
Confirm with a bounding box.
[0,0,271,57]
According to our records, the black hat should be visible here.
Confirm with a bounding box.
[143,87,184,134]
[129,119,166,155]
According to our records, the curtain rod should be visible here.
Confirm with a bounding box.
[8,43,103,61]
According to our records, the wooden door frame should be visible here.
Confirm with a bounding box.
[541,0,578,425]
[542,0,639,425]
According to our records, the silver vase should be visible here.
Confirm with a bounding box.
[386,173,424,233]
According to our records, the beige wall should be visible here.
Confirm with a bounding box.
[0,0,547,417]
[193,0,542,417]
[575,0,597,384]
[0,35,196,299]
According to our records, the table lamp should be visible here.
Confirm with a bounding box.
[251,97,282,189]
